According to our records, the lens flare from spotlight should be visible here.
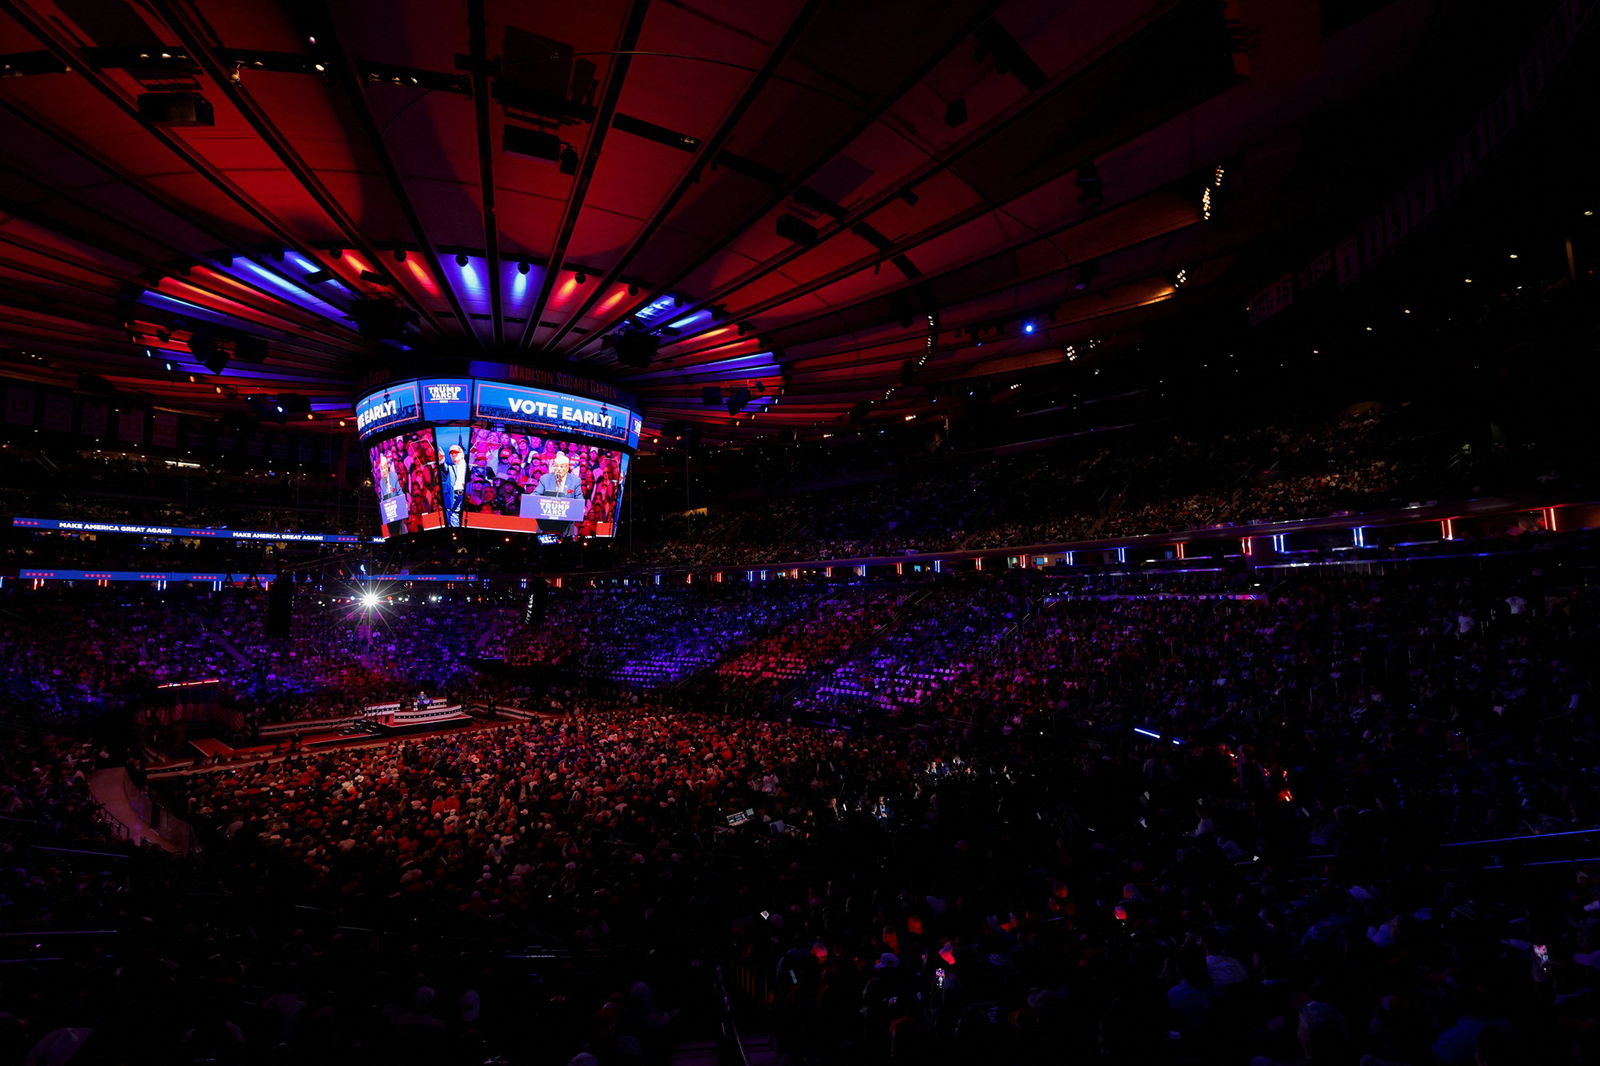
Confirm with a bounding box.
[361,591,381,609]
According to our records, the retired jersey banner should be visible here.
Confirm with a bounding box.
[152,412,178,448]
[42,393,73,433]
[5,385,35,425]
[117,408,145,444]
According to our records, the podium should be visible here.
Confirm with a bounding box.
[519,495,586,523]
[380,490,409,524]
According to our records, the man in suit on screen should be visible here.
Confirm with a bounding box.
[534,451,582,537]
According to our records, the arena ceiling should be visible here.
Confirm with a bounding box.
[0,0,1475,443]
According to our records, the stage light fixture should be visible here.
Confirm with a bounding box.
[277,394,312,416]
[776,214,820,247]
[505,125,562,162]
[455,253,469,267]
[361,591,380,609]
[575,271,588,284]
[137,91,214,127]
[517,261,531,275]
[1022,320,1036,334]
[606,328,658,368]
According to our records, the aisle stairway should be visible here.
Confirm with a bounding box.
[202,622,252,668]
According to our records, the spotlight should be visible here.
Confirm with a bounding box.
[392,248,407,263]
[575,271,588,285]
[1022,320,1036,334]
[360,591,380,609]
[558,144,579,174]
[517,261,531,275]
[455,253,469,267]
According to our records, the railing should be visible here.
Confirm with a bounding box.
[119,767,197,852]
[256,713,361,736]
[1440,825,1600,870]
[714,964,755,1066]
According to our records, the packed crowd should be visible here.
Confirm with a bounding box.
[627,407,1571,566]
[0,586,516,728]
[487,586,814,686]
[6,533,1600,1062]
[714,588,912,690]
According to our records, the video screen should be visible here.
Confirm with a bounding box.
[369,428,447,537]
[454,427,629,538]
[371,424,629,539]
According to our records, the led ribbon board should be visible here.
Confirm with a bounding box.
[472,381,639,449]
[355,377,639,450]
[12,517,378,543]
